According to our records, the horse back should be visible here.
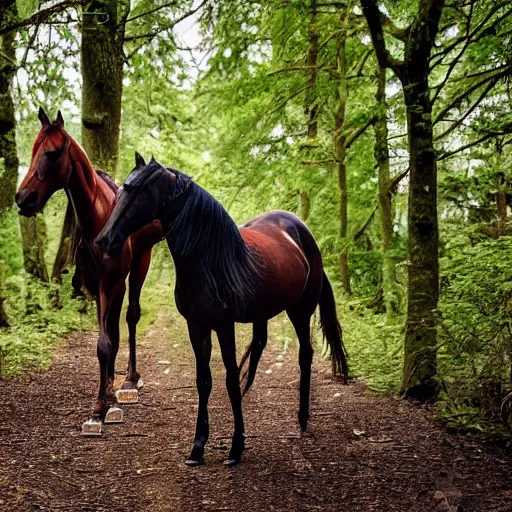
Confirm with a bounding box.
[240,211,322,319]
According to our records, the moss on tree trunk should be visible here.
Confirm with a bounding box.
[0,0,18,216]
[401,77,439,400]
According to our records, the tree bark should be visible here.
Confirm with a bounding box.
[81,0,129,177]
[333,8,351,294]
[374,65,397,321]
[0,0,18,217]
[0,0,18,325]
[401,74,439,400]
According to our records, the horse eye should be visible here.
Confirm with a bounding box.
[45,149,61,162]
[123,183,132,193]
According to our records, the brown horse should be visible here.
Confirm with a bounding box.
[15,108,163,423]
[96,157,348,466]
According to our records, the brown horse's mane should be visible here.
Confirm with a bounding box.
[95,169,118,193]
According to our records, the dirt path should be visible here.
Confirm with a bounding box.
[1,308,511,512]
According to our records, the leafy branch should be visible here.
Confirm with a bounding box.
[0,0,83,35]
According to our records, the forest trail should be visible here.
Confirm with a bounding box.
[1,309,511,512]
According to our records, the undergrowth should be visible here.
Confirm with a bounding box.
[0,272,95,377]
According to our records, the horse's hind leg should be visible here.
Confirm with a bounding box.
[287,308,313,432]
[123,249,152,389]
[240,321,268,395]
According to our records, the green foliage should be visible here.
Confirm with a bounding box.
[436,230,512,433]
[0,273,95,377]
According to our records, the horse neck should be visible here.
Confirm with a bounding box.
[159,183,258,312]
[66,142,115,240]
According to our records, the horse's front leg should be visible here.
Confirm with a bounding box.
[185,320,212,467]
[123,249,152,390]
[217,322,245,466]
[93,274,126,418]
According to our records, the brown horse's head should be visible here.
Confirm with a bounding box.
[16,107,73,217]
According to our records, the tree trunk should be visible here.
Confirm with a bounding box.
[333,9,351,294]
[401,76,439,401]
[299,0,318,225]
[52,199,77,283]
[0,260,8,327]
[0,0,18,326]
[360,0,444,401]
[305,0,319,140]
[20,215,49,282]
[81,1,129,177]
[299,190,311,222]
[495,142,506,233]
[374,66,397,321]
[497,187,507,229]
[0,0,18,217]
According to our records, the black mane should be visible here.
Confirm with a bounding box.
[142,163,262,315]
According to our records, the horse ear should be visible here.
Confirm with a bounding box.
[135,151,146,167]
[150,154,156,163]
[55,110,64,127]
[38,106,50,127]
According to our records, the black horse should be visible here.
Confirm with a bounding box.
[96,154,348,466]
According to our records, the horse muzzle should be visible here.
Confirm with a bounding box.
[15,189,39,217]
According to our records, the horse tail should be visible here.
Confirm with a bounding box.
[319,270,348,383]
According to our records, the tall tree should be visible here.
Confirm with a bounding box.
[0,0,19,216]
[332,7,351,294]
[81,0,130,176]
[0,3,48,288]
[361,0,444,400]
[374,65,398,320]
[300,0,319,222]
[0,0,18,325]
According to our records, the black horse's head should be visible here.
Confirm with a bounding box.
[95,153,178,257]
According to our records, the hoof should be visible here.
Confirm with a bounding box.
[185,458,204,467]
[104,406,124,424]
[116,388,139,404]
[223,457,241,467]
[82,416,102,436]
[298,410,309,432]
